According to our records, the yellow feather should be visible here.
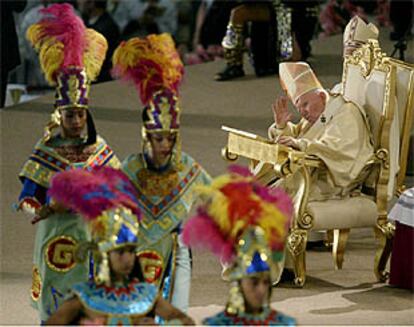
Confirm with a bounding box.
[26,24,65,86]
[230,220,247,240]
[112,33,183,95]
[39,39,64,86]
[209,175,233,189]
[83,29,108,81]
[257,202,289,241]
[208,192,231,233]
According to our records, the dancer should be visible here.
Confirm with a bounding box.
[183,165,295,325]
[45,167,195,325]
[112,33,211,313]
[16,4,120,322]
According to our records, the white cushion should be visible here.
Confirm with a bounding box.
[308,196,378,230]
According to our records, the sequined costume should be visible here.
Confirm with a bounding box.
[182,166,296,325]
[47,167,159,325]
[16,4,120,322]
[46,167,194,325]
[204,308,295,326]
[112,33,211,313]
[122,151,210,303]
[71,279,158,324]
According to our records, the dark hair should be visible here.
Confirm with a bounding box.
[130,256,145,282]
[142,106,150,124]
[85,109,97,145]
[94,0,107,10]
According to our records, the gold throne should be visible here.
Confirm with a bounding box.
[222,40,414,287]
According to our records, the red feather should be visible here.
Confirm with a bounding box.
[39,3,85,67]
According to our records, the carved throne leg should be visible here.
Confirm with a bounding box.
[332,228,350,270]
[287,229,308,287]
[374,222,395,282]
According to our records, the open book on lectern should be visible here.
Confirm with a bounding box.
[221,125,290,165]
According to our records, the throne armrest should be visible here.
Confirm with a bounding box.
[282,153,324,230]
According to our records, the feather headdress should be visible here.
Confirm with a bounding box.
[26,3,107,108]
[182,165,292,279]
[48,167,141,251]
[48,166,141,284]
[112,33,183,132]
[112,33,185,169]
[112,33,183,106]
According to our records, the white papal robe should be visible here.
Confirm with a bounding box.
[267,93,374,202]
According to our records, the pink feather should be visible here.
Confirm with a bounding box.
[253,184,293,218]
[92,167,141,221]
[112,59,164,105]
[48,169,114,219]
[39,3,85,67]
[182,213,235,264]
[228,164,253,178]
[48,167,141,221]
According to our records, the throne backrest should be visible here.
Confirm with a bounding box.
[340,41,393,202]
[341,40,414,202]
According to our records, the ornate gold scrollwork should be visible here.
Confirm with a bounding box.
[396,185,407,197]
[346,40,389,78]
[221,146,239,162]
[374,221,395,282]
[273,161,291,177]
[375,148,389,169]
[287,229,307,257]
[377,221,395,239]
[298,212,314,230]
[287,229,307,287]
[280,162,293,177]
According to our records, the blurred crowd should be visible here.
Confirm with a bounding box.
[1,0,413,94]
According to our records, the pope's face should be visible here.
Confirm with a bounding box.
[295,91,326,125]
[241,273,271,313]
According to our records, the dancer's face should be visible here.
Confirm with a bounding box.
[241,272,271,313]
[148,132,176,167]
[109,245,136,280]
[60,108,87,138]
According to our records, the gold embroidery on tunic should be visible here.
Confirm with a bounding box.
[137,251,164,284]
[45,236,77,272]
[31,265,42,301]
[136,169,179,197]
[55,144,96,163]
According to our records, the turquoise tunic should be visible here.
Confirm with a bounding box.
[122,152,211,299]
[72,279,158,325]
[203,308,296,326]
[18,135,120,322]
